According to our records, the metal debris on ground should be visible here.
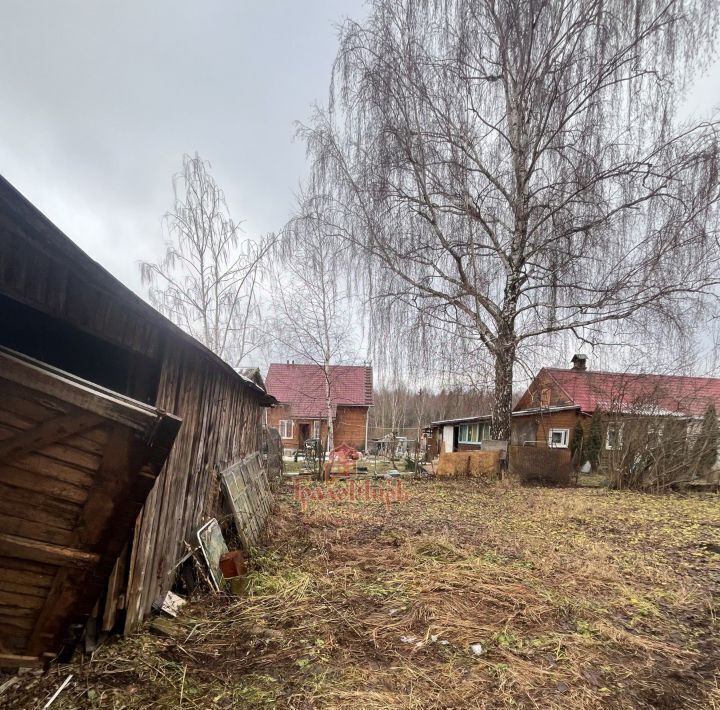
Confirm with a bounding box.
[154,591,187,618]
[42,674,72,709]
[196,519,228,592]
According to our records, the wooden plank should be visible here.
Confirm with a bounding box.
[0,349,162,433]
[0,464,88,504]
[0,485,80,530]
[0,578,51,597]
[0,653,42,668]
[0,514,75,547]
[0,385,68,422]
[0,613,35,631]
[0,556,56,581]
[0,590,45,610]
[0,414,110,453]
[124,351,266,632]
[26,417,175,655]
[1,453,95,488]
[102,545,127,632]
[0,534,100,567]
[0,412,102,464]
[0,606,38,621]
[32,442,102,472]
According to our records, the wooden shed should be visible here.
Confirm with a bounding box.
[0,176,276,663]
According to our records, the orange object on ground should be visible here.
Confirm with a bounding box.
[219,550,247,579]
[324,442,361,480]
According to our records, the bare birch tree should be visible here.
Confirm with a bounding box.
[141,154,273,367]
[301,0,720,440]
[269,193,354,452]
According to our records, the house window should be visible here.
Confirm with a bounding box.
[606,424,623,450]
[541,388,551,407]
[458,423,484,444]
[548,428,569,448]
[312,420,321,439]
[279,420,294,439]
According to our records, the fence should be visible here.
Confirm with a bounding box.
[508,446,574,485]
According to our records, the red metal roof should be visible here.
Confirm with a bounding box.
[540,367,720,417]
[265,363,373,419]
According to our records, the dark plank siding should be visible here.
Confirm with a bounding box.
[124,347,263,631]
[0,223,161,359]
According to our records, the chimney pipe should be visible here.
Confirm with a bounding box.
[571,354,587,371]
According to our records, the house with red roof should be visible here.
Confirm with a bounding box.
[512,354,720,453]
[428,355,720,474]
[264,362,373,453]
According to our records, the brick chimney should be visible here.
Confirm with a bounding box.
[571,353,587,371]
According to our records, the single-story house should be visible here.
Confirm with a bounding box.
[427,355,720,474]
[265,363,373,453]
[425,415,492,458]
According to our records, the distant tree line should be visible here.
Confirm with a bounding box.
[369,385,496,441]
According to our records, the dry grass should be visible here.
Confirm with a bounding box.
[4,479,719,709]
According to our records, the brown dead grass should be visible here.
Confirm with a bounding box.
[3,479,719,709]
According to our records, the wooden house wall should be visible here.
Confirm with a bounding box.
[266,405,369,451]
[510,410,582,448]
[334,407,368,450]
[123,347,263,631]
[515,371,574,411]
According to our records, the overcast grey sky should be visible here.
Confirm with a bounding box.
[0,1,717,303]
[0,1,365,292]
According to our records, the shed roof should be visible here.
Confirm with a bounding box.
[430,414,492,426]
[265,363,373,419]
[0,175,275,406]
[430,405,579,427]
[537,367,720,418]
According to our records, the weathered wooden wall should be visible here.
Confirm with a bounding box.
[123,347,264,631]
[0,349,180,665]
[0,176,274,639]
[509,411,581,448]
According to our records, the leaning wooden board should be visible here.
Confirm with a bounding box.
[0,348,181,667]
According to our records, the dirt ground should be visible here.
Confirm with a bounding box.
[3,479,719,709]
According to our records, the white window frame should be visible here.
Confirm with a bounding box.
[312,420,321,439]
[548,428,569,448]
[279,420,294,440]
[605,423,623,450]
